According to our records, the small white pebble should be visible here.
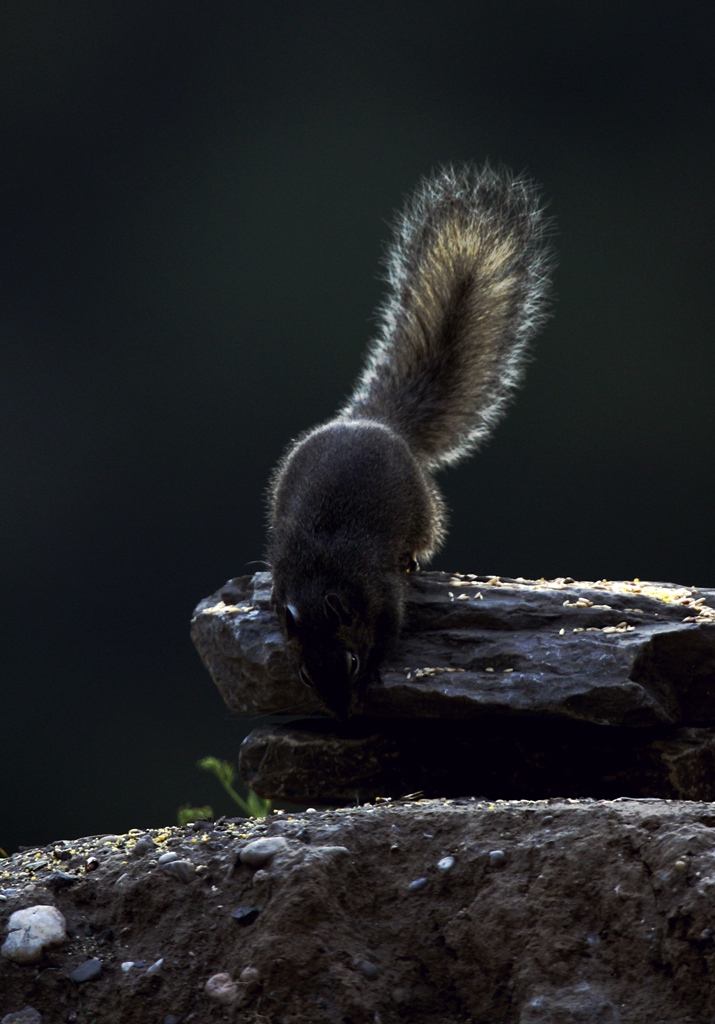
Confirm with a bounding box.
[121,961,134,972]
[437,856,455,872]
[205,972,238,1004]
[1,905,67,964]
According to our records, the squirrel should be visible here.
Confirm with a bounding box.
[266,164,552,719]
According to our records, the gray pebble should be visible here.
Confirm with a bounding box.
[239,836,288,867]
[240,965,260,989]
[232,906,260,926]
[69,958,102,984]
[146,957,164,975]
[160,859,195,882]
[437,856,455,872]
[1,1008,43,1024]
[131,836,156,858]
[489,849,506,867]
[408,877,428,891]
[311,844,350,859]
[46,871,78,891]
[158,851,179,864]
[353,957,379,979]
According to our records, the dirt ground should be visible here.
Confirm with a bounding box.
[3,797,715,1023]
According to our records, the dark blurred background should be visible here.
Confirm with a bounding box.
[2,3,714,854]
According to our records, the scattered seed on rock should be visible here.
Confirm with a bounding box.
[437,856,455,872]
[232,906,260,926]
[1,905,67,964]
[489,850,506,867]
[160,860,195,882]
[205,972,239,1004]
[69,958,103,984]
[239,836,289,867]
[408,877,428,891]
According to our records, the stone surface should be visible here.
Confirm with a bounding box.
[1,905,67,964]
[239,719,715,804]
[0,1008,42,1024]
[238,836,288,867]
[3,802,715,1021]
[191,572,715,727]
[69,957,102,983]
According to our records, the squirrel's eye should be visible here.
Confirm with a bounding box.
[299,666,313,689]
[346,652,360,677]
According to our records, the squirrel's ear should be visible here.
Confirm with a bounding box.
[324,593,353,625]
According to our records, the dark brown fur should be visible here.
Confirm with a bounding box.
[267,164,552,718]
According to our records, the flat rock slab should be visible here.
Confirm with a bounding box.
[192,572,715,727]
[239,720,715,804]
[5,800,715,1023]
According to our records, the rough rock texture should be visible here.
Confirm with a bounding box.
[239,719,715,805]
[191,572,715,726]
[4,799,715,1023]
[191,572,715,801]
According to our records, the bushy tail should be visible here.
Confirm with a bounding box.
[341,164,552,470]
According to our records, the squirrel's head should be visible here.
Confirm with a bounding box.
[277,591,373,720]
